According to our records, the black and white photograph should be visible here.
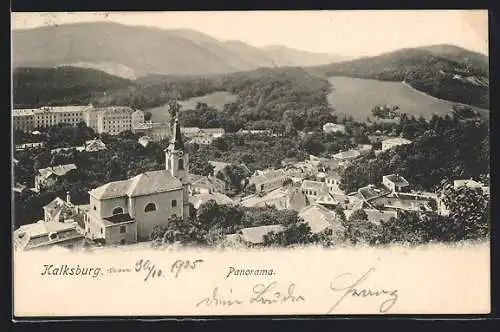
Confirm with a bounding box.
[11,10,490,317]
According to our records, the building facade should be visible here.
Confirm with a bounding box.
[13,106,91,132]
[85,117,190,242]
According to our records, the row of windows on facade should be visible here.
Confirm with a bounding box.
[92,200,178,214]
[302,189,319,196]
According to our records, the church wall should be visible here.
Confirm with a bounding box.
[105,221,137,245]
[92,196,130,218]
[131,188,184,239]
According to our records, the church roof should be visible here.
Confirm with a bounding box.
[89,170,183,199]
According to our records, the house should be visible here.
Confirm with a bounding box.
[237,129,274,136]
[85,117,190,243]
[301,180,330,199]
[237,225,285,245]
[298,204,345,242]
[381,137,412,151]
[189,175,226,195]
[250,169,289,194]
[13,183,28,195]
[51,146,85,153]
[189,135,215,145]
[43,194,73,223]
[325,171,343,194]
[453,179,483,190]
[370,195,436,213]
[357,185,391,204]
[138,136,152,147]
[323,123,346,134]
[332,150,361,161]
[180,127,201,137]
[13,220,85,251]
[189,193,234,210]
[382,174,410,193]
[356,144,373,156]
[314,191,340,207]
[84,138,107,152]
[240,187,308,212]
[35,164,77,192]
[15,142,45,151]
[344,209,398,225]
[201,128,225,138]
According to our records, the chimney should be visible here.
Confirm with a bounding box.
[66,191,71,204]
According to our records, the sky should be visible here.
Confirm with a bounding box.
[11,10,488,57]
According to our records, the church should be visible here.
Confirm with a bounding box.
[83,117,190,244]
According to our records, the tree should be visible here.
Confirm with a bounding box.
[441,185,489,240]
[150,216,207,245]
[189,153,215,176]
[263,222,313,246]
[223,165,247,190]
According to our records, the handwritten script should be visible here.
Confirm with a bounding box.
[134,258,204,281]
[327,267,399,313]
[196,281,305,307]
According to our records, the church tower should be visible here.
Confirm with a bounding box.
[165,117,190,218]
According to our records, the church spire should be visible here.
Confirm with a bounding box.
[169,117,184,151]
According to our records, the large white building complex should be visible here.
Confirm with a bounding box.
[13,105,142,136]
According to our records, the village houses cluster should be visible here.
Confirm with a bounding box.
[13,110,489,250]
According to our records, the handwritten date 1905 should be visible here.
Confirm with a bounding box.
[135,258,204,281]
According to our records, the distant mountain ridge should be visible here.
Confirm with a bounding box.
[12,22,348,78]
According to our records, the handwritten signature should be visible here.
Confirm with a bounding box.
[195,282,305,307]
[327,267,399,313]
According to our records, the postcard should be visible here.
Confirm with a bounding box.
[11,10,490,317]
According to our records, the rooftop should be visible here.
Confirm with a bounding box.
[332,150,361,160]
[301,180,328,191]
[238,225,285,244]
[453,179,483,189]
[14,221,84,251]
[384,174,410,187]
[89,170,183,200]
[299,204,343,234]
[38,164,77,179]
[103,213,135,225]
[189,193,234,209]
[382,137,412,145]
[358,185,391,201]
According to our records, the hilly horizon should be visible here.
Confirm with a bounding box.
[307,45,489,109]
[12,21,350,78]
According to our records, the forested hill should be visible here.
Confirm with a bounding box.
[307,46,489,109]
[13,66,135,108]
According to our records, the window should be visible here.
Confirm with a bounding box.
[93,206,96,211]
[112,207,123,215]
[101,228,103,234]
[120,225,126,233]
[172,200,177,207]
[145,202,157,213]
[178,159,184,170]
[260,184,264,191]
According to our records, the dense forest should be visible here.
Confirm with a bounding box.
[13,67,135,108]
[307,48,489,109]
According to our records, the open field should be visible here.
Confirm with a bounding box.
[326,76,489,121]
[178,91,238,111]
[146,91,238,124]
